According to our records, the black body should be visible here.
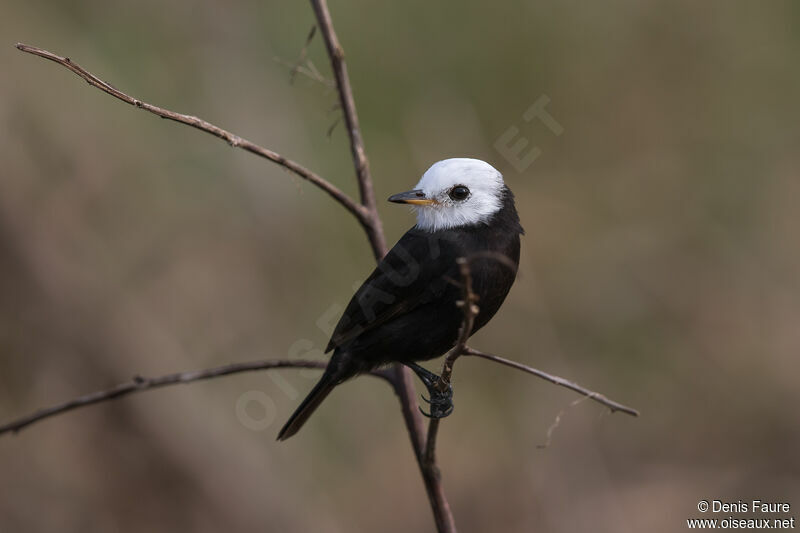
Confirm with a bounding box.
[277,187,523,440]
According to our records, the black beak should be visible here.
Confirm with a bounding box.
[387,189,435,205]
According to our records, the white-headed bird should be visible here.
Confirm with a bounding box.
[278,158,523,440]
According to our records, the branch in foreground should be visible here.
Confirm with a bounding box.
[424,258,478,465]
[0,359,394,437]
[463,347,640,417]
[14,43,369,227]
[419,258,478,533]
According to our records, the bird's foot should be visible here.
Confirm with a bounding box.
[406,363,454,419]
[419,387,454,418]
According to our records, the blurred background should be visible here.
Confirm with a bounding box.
[1,1,799,531]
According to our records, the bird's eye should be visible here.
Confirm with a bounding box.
[448,185,470,201]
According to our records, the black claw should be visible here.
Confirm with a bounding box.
[406,362,456,419]
[420,394,431,404]
[423,387,454,419]
[418,406,433,418]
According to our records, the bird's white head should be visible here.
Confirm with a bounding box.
[388,158,506,232]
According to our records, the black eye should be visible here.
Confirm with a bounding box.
[448,185,470,201]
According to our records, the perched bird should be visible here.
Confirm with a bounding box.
[278,158,523,440]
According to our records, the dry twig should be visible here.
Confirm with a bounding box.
[416,258,478,533]
[0,360,397,437]
[14,43,368,228]
[0,360,323,436]
[424,258,478,465]
[310,0,386,260]
[536,396,590,449]
[463,347,639,417]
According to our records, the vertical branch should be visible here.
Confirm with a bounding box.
[437,258,477,392]
[392,366,456,533]
[423,259,478,487]
[310,0,387,261]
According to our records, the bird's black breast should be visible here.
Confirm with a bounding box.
[327,187,523,375]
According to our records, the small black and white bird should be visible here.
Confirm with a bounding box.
[278,158,524,440]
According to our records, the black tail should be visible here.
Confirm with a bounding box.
[277,367,338,441]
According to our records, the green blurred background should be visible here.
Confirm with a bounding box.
[2,1,799,531]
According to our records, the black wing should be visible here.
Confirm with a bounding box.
[326,228,461,352]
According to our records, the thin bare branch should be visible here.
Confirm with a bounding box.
[420,258,477,533]
[537,396,589,449]
[463,347,640,417]
[326,116,342,139]
[290,25,318,85]
[274,26,336,89]
[310,0,387,260]
[274,57,335,88]
[0,360,398,437]
[304,59,331,87]
[439,258,478,390]
[424,260,478,459]
[14,43,367,226]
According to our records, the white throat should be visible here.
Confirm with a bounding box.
[413,158,506,232]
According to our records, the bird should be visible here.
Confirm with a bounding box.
[277,158,524,441]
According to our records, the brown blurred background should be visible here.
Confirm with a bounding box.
[2,1,799,531]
